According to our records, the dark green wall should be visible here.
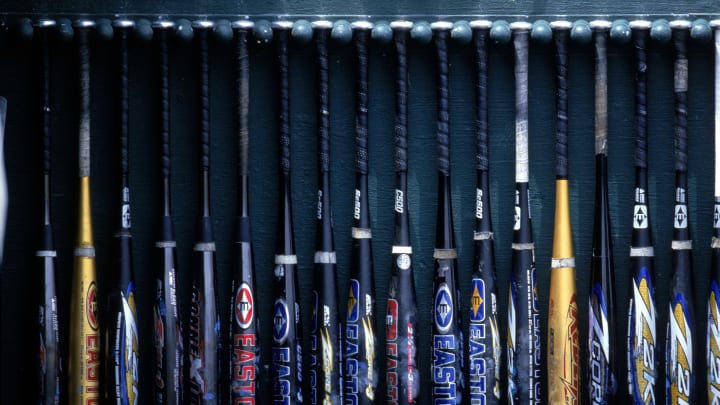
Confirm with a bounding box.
[0,1,717,404]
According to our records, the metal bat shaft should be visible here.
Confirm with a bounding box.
[103,20,139,404]
[344,21,378,405]
[152,20,183,405]
[546,21,580,405]
[429,21,463,404]
[68,21,100,405]
[309,21,343,405]
[587,20,618,405]
[666,20,695,405]
[708,18,720,405]
[229,20,260,405]
[467,20,502,405]
[507,21,541,404]
[188,22,220,404]
[34,19,61,405]
[626,20,658,405]
[271,21,303,405]
[385,20,419,405]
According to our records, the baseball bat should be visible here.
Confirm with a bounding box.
[506,21,541,404]
[385,20,420,405]
[626,20,658,405]
[68,19,100,405]
[708,18,720,405]
[103,19,140,404]
[188,21,221,404]
[307,20,343,405]
[466,19,502,405]
[666,20,695,405]
[152,20,184,405]
[270,21,304,405]
[344,20,378,405]
[547,20,580,405]
[429,21,464,404]
[228,20,261,404]
[588,20,618,405]
[34,19,61,405]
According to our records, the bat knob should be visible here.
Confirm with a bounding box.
[410,21,432,44]
[292,19,313,43]
[175,18,194,43]
[610,19,631,43]
[531,19,553,44]
[691,18,712,42]
[253,19,273,44]
[451,20,473,44]
[371,21,393,44]
[490,20,511,45]
[56,18,74,41]
[96,18,114,41]
[570,19,592,44]
[213,19,233,43]
[15,17,34,41]
[134,19,153,42]
[332,19,353,43]
[650,19,671,43]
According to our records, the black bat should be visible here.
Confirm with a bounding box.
[34,18,61,405]
[344,20,378,405]
[188,20,221,404]
[270,20,304,405]
[308,20,343,405]
[466,19,502,405]
[587,20,619,405]
[384,20,420,405]
[103,19,140,404]
[626,20,658,405]
[429,20,463,404]
[546,20,580,405]
[707,18,720,405]
[506,21,541,404]
[665,19,695,405]
[152,20,184,405]
[228,19,261,403]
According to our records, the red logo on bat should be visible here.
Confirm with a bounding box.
[86,282,98,330]
[235,283,254,329]
[386,299,398,341]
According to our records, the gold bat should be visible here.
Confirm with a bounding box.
[68,21,100,404]
[547,179,580,405]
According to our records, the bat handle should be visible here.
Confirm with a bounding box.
[433,22,451,177]
[391,21,412,174]
[552,21,571,179]
[671,21,690,174]
[352,22,370,175]
[234,20,253,178]
[471,20,491,172]
[630,20,651,169]
[273,22,292,176]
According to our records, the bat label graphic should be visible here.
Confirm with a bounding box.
[629,269,657,404]
[235,283,254,329]
[434,284,453,333]
[668,297,693,404]
[273,299,289,343]
[231,334,257,399]
[87,282,98,330]
[589,283,610,404]
[708,282,720,403]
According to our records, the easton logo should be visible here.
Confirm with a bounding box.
[273,299,289,343]
[347,279,359,323]
[634,205,648,229]
[674,205,688,229]
[86,282,98,330]
[435,284,453,333]
[235,283,254,329]
[470,279,485,322]
[714,204,720,228]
